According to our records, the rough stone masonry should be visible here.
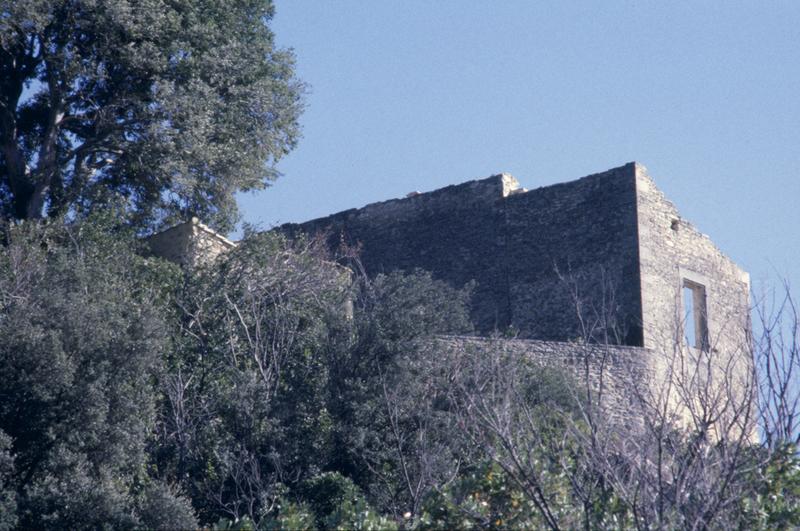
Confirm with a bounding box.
[280,162,750,363]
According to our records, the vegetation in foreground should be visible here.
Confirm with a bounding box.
[0,217,798,530]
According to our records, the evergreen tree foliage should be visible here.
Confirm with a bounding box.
[417,461,544,530]
[0,431,16,531]
[324,270,473,517]
[136,481,200,530]
[0,217,194,529]
[0,0,303,230]
[155,232,351,524]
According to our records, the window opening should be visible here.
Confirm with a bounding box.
[683,280,708,351]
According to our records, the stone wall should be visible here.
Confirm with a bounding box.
[433,333,755,439]
[281,175,516,332]
[281,164,645,344]
[280,162,750,357]
[435,335,651,422]
[147,217,237,267]
[502,164,642,344]
[634,164,750,357]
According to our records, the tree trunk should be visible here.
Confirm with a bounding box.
[0,132,34,221]
[25,52,65,220]
[0,65,35,220]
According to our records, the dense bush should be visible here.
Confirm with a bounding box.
[0,431,16,531]
[0,218,798,529]
[0,218,192,529]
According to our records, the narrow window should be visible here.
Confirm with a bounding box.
[682,280,709,351]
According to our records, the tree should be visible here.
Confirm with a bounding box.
[0,0,303,231]
[0,217,197,529]
[417,460,545,530]
[324,270,473,518]
[157,232,351,524]
[0,431,16,531]
[156,236,476,526]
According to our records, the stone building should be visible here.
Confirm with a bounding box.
[150,163,753,426]
[280,162,751,362]
[147,216,237,268]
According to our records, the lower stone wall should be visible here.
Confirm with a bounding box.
[435,335,652,423]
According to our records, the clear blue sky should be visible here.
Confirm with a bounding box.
[238,1,800,296]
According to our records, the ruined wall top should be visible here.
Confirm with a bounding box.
[147,217,237,267]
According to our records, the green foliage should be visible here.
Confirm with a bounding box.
[213,515,257,530]
[2,218,795,529]
[262,500,316,531]
[0,431,16,531]
[136,481,199,530]
[739,445,800,530]
[418,462,542,530]
[324,270,473,515]
[296,472,365,527]
[152,246,475,525]
[357,270,473,344]
[0,217,193,529]
[155,232,350,524]
[269,472,396,531]
[418,454,631,531]
[0,0,304,229]
[213,473,397,530]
